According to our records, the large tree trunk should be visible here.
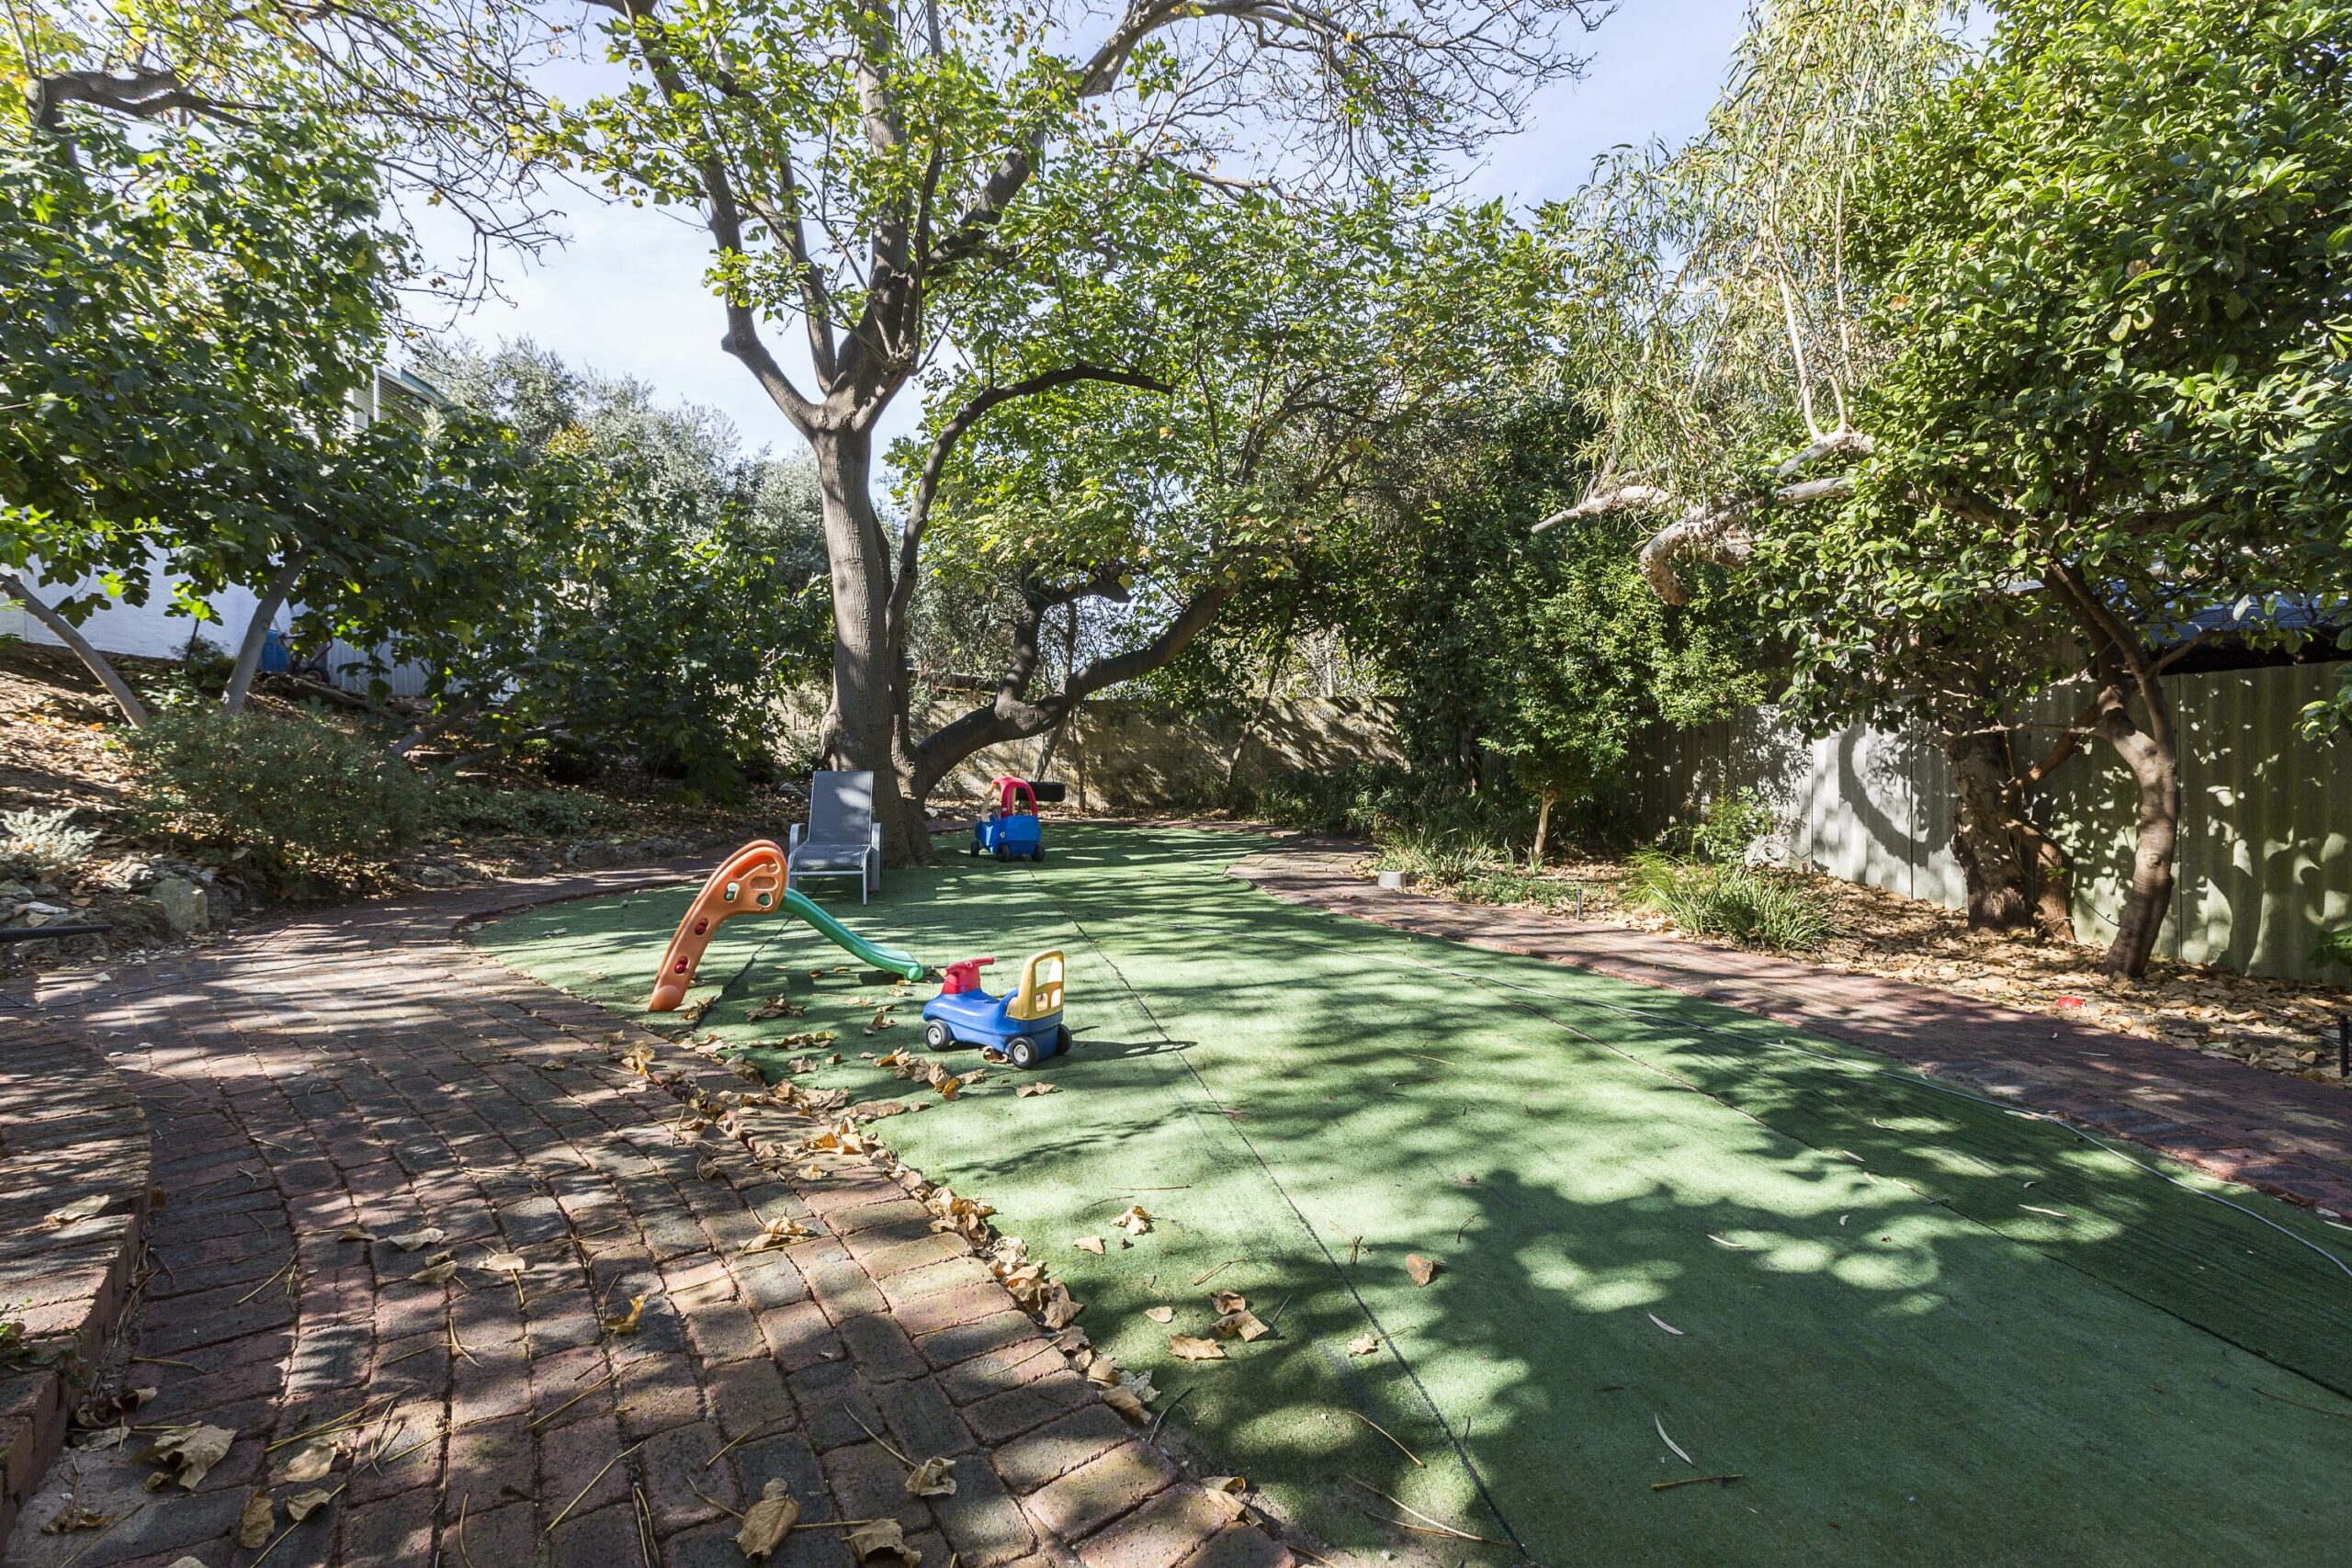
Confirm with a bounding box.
[221,549,308,714]
[1944,726,2037,931]
[809,423,936,866]
[2092,675,2181,979]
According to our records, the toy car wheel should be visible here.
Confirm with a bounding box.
[994,847,1007,860]
[923,1020,955,1052]
[1007,1037,1038,1070]
[1032,849,1045,862]
[1053,1024,1072,1055]
[966,845,977,856]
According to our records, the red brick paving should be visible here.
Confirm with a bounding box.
[1233,840,2352,1217]
[1,863,1291,1568]
[0,1026,151,1543]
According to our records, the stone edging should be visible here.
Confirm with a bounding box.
[0,1025,152,1543]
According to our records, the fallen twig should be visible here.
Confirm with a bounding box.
[529,1371,617,1429]
[705,1416,790,1468]
[848,1407,912,1467]
[1344,1408,1425,1468]
[1191,1258,1245,1287]
[1149,1385,1195,1443]
[546,1441,644,1533]
[1651,1473,1743,1492]
[1335,1474,1497,1542]
[2254,1386,2352,1419]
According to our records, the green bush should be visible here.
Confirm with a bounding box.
[124,705,426,886]
[1252,763,1537,852]
[1629,850,1830,950]
[430,783,621,839]
[1670,788,1782,864]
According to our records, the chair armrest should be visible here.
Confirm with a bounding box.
[868,823,883,890]
[789,823,802,852]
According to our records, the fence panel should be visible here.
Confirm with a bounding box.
[1636,663,2351,981]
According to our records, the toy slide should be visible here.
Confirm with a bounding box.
[779,887,923,982]
[649,840,923,1010]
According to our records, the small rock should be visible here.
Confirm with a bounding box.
[148,875,209,936]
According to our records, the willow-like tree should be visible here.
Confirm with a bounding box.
[549,0,1600,860]
[1554,0,2352,977]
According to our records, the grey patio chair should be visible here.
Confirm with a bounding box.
[787,770,883,902]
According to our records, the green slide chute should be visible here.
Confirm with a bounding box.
[783,887,925,979]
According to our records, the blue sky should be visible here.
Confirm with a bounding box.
[410,0,1748,457]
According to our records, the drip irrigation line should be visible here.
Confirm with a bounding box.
[1019,865,1535,1562]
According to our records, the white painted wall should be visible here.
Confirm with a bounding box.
[13,541,277,662]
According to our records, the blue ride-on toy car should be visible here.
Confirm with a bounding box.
[921,952,1071,1069]
[971,775,1046,861]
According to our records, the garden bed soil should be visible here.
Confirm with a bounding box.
[1363,849,2352,1089]
[0,641,776,977]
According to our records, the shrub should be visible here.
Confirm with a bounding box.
[124,705,426,887]
[0,807,100,877]
[1670,788,1783,864]
[1629,850,1830,950]
[430,783,622,839]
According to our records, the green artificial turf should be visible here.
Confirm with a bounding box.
[470,826,2352,1567]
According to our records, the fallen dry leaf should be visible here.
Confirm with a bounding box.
[738,1477,799,1561]
[905,1456,957,1497]
[41,1194,108,1228]
[1144,1305,1175,1325]
[40,1503,111,1534]
[601,1294,649,1335]
[1015,1082,1057,1098]
[333,1225,372,1244]
[1209,1290,1247,1314]
[1405,1254,1440,1287]
[1346,1334,1380,1356]
[1204,1474,1248,1494]
[1085,1357,1122,1388]
[1112,1205,1152,1237]
[276,1440,336,1485]
[846,1516,921,1566]
[479,1252,527,1275]
[75,1384,156,1426]
[1073,1236,1105,1255]
[1170,1335,1226,1361]
[1039,1286,1082,1330]
[238,1487,275,1549]
[408,1259,457,1287]
[1214,1310,1271,1343]
[390,1227,446,1253]
[139,1424,235,1490]
[284,1487,334,1522]
[743,1215,814,1255]
[1121,1369,1159,1403]
[1101,1384,1147,1422]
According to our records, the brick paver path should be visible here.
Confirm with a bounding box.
[2,864,1288,1568]
[0,1026,151,1542]
[1233,841,2352,1218]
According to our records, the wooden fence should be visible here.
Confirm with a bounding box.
[1627,661,2352,982]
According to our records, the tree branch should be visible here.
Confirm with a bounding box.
[4,571,150,728]
[883,363,1171,671]
[910,577,1238,780]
